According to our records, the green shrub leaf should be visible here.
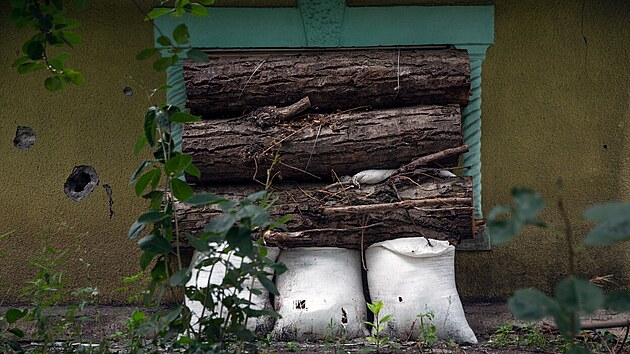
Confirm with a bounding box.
[170,268,192,286]
[171,178,193,201]
[137,47,160,60]
[138,233,172,255]
[146,8,172,20]
[554,276,604,315]
[186,193,225,207]
[5,308,27,324]
[187,48,208,62]
[508,288,555,321]
[172,24,190,45]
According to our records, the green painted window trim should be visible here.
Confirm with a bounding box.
[156,2,494,250]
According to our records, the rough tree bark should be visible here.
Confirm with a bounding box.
[184,48,471,117]
[183,104,463,183]
[175,176,475,250]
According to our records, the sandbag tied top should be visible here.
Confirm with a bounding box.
[184,48,471,117]
[366,237,477,344]
[272,247,368,341]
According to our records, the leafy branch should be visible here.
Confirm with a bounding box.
[487,186,630,353]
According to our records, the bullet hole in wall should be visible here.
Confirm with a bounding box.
[13,126,36,150]
[123,87,133,96]
[603,144,608,149]
[64,165,99,201]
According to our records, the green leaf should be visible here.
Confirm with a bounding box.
[153,56,173,71]
[171,178,193,201]
[137,211,170,224]
[197,0,215,5]
[554,276,604,315]
[186,48,208,62]
[170,268,192,286]
[146,8,172,20]
[487,206,522,245]
[258,276,279,296]
[17,62,45,74]
[8,328,24,338]
[135,169,161,196]
[584,214,630,245]
[185,163,201,178]
[565,345,591,354]
[156,35,172,46]
[380,314,393,323]
[171,112,201,123]
[140,252,155,270]
[137,47,161,60]
[186,233,209,252]
[172,24,190,45]
[512,188,545,224]
[64,69,85,85]
[133,134,148,155]
[23,40,44,60]
[11,56,30,68]
[164,154,192,176]
[73,0,91,11]
[44,76,63,92]
[236,204,270,227]
[604,292,630,312]
[138,234,172,255]
[144,107,157,146]
[60,31,81,46]
[583,203,630,221]
[186,3,208,16]
[508,288,555,321]
[5,308,27,324]
[128,220,146,239]
[225,226,253,257]
[185,193,224,207]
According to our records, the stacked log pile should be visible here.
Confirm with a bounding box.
[177,48,483,251]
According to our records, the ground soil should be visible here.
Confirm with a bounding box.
[1,303,628,353]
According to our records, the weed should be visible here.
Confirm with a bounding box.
[365,300,392,352]
[417,309,438,348]
[285,341,301,352]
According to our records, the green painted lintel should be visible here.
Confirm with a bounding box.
[154,8,306,48]
[155,5,493,48]
[341,5,494,47]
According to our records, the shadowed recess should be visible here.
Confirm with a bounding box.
[64,165,100,201]
[13,126,36,150]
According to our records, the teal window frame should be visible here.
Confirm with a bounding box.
[156,1,494,250]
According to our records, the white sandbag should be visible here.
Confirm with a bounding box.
[366,237,477,344]
[272,247,368,341]
[185,247,280,335]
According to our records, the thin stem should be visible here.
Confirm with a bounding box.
[557,196,576,276]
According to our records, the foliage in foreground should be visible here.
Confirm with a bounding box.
[487,185,630,353]
[7,1,290,352]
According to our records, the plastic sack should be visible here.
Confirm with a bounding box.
[185,247,280,336]
[272,247,368,341]
[366,237,477,344]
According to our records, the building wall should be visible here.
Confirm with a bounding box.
[0,0,629,303]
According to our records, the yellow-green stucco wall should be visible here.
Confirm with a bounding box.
[1,0,629,304]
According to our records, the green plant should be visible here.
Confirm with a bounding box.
[9,1,289,351]
[365,300,392,353]
[416,309,437,348]
[0,308,28,352]
[487,184,630,353]
[285,341,300,352]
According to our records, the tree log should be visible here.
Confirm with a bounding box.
[183,105,463,183]
[175,176,476,250]
[184,48,471,117]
